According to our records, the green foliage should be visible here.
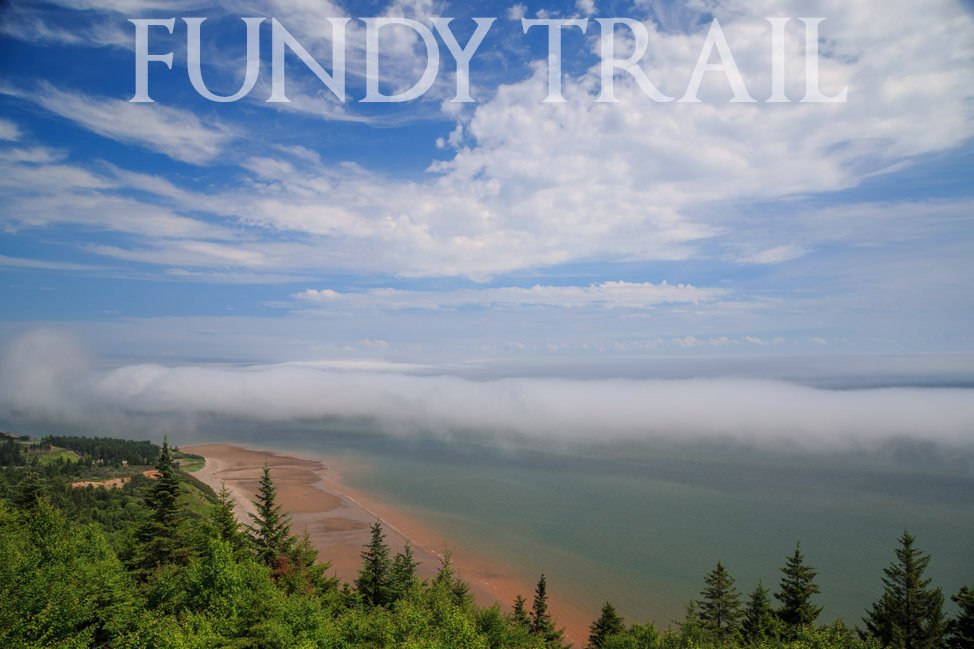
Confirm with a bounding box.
[0,436,26,466]
[14,467,45,510]
[390,541,420,601]
[356,521,393,607]
[743,580,778,643]
[776,542,822,634]
[137,439,191,570]
[511,594,531,629]
[248,465,295,568]
[434,551,473,607]
[0,500,140,647]
[588,601,626,649]
[530,573,565,647]
[947,586,974,649]
[863,531,946,649]
[2,431,969,649]
[43,435,159,467]
[698,561,742,643]
[210,483,245,552]
[174,452,205,473]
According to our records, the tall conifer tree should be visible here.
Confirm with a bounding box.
[389,541,419,602]
[864,531,946,649]
[247,465,294,567]
[530,573,564,646]
[210,484,244,551]
[138,438,186,568]
[355,521,391,607]
[698,561,742,643]
[743,581,778,643]
[776,542,822,633]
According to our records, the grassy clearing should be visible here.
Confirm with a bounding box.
[175,453,205,473]
[34,447,80,465]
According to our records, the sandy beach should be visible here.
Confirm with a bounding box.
[184,443,592,644]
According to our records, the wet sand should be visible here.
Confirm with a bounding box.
[184,443,592,644]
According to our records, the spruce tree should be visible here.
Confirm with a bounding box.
[433,550,472,606]
[14,469,44,510]
[389,541,419,602]
[698,561,742,643]
[587,601,625,649]
[530,573,564,646]
[138,438,187,569]
[776,542,822,633]
[511,594,531,628]
[947,586,974,649]
[743,581,778,643]
[355,521,391,607]
[210,484,244,551]
[678,601,707,646]
[247,465,293,567]
[864,531,946,649]
[282,528,336,595]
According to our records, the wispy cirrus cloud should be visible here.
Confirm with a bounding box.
[0,82,235,164]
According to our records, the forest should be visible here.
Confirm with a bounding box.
[0,432,971,649]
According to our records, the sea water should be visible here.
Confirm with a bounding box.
[213,424,974,627]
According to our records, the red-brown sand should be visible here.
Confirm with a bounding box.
[184,443,592,644]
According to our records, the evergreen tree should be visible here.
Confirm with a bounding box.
[587,601,626,649]
[247,465,293,567]
[280,528,336,595]
[511,594,531,629]
[14,468,44,510]
[864,531,946,649]
[776,542,822,633]
[355,521,391,607]
[743,581,778,643]
[210,484,244,551]
[530,573,564,646]
[433,550,472,606]
[138,438,187,569]
[947,586,973,649]
[389,541,419,602]
[677,601,707,646]
[698,561,742,643]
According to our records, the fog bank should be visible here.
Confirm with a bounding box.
[1,330,971,449]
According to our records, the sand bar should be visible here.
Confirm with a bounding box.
[184,443,592,643]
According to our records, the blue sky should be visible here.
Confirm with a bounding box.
[1,0,973,375]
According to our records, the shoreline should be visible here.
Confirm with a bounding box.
[184,442,592,644]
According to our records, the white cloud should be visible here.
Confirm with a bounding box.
[0,2,130,48]
[293,281,727,310]
[507,4,527,20]
[0,118,21,141]
[575,0,596,17]
[737,245,810,265]
[0,83,235,164]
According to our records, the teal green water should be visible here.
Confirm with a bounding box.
[230,428,974,627]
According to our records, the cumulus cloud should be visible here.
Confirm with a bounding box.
[3,1,972,280]
[1,330,971,450]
